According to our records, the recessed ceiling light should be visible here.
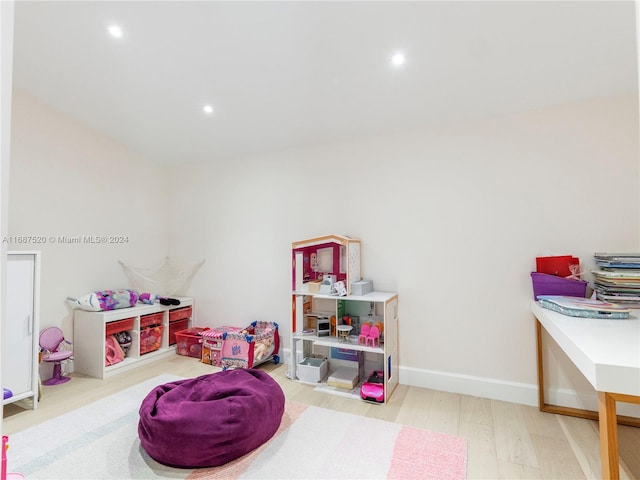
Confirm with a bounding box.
[390,52,406,67]
[203,105,214,114]
[108,24,123,38]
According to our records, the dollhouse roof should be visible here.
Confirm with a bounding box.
[292,234,360,250]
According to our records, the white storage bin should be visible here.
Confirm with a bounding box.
[351,280,373,296]
[297,357,328,383]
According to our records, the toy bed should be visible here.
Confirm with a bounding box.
[212,321,280,370]
[201,321,280,370]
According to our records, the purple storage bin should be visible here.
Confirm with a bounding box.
[530,272,587,299]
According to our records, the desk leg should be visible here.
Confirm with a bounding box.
[536,319,546,410]
[598,391,620,480]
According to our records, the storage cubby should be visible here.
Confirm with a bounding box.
[73,297,193,379]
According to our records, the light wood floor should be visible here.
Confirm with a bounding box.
[3,355,639,480]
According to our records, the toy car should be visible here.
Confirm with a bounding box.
[360,370,385,403]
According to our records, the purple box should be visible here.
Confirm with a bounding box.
[531,272,587,299]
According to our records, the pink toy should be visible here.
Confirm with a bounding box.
[366,325,380,347]
[358,323,371,344]
[360,370,385,403]
[39,327,73,385]
[215,321,280,370]
[2,436,24,480]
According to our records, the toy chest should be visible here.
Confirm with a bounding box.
[219,321,280,370]
[530,272,587,299]
[297,356,328,383]
[201,326,242,366]
[175,327,210,358]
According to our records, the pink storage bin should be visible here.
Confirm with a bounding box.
[530,272,587,299]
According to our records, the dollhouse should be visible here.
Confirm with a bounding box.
[290,234,399,403]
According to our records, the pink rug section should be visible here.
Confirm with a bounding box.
[387,426,467,480]
[188,402,467,480]
[187,401,308,479]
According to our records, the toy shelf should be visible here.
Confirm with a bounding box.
[73,297,193,379]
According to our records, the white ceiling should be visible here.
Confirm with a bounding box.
[12,1,638,165]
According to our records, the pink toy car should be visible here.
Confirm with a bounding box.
[360,370,385,403]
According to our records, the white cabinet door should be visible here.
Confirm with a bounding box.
[3,252,39,408]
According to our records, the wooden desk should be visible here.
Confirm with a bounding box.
[531,300,640,480]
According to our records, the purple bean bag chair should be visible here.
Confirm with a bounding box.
[138,369,285,468]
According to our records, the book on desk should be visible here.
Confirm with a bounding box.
[537,295,631,319]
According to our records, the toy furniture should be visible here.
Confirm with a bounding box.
[290,233,399,404]
[39,327,73,386]
[531,300,640,480]
[138,369,285,467]
[2,252,40,410]
[74,298,193,379]
[366,325,380,347]
[358,323,370,344]
[217,321,280,370]
[336,324,352,342]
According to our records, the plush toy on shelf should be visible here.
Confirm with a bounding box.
[138,292,181,306]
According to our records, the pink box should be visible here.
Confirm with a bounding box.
[531,272,587,299]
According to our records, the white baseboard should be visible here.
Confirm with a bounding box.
[282,348,640,417]
[399,366,640,417]
[399,365,539,407]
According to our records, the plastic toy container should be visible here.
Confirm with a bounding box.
[530,272,587,299]
[175,327,210,358]
[168,319,189,345]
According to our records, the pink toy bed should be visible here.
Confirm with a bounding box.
[213,321,280,370]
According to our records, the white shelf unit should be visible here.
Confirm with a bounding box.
[290,291,399,403]
[73,297,193,379]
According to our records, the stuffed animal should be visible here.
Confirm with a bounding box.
[138,292,181,306]
[68,289,138,311]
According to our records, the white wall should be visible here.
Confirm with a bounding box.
[8,89,170,341]
[6,88,638,411]
[168,92,639,409]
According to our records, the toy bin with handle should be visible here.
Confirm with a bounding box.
[530,272,587,300]
[175,327,210,358]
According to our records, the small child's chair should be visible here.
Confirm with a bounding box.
[39,327,73,386]
[366,325,381,347]
[358,323,371,344]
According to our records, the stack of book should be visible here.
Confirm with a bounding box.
[592,253,640,307]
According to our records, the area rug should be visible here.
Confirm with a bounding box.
[6,374,467,479]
